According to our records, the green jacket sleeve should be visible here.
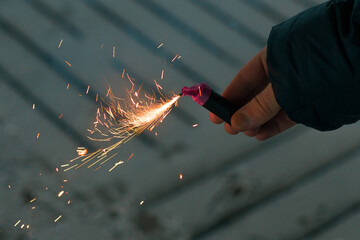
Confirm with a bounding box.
[267,0,360,131]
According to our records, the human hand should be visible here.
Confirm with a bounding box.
[210,47,296,140]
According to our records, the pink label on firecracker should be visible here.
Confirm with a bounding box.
[181,83,212,106]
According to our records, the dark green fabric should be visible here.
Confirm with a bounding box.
[267,0,360,131]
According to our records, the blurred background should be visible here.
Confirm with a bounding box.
[1,0,360,239]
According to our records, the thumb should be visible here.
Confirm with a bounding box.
[231,83,281,132]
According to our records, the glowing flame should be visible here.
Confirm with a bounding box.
[125,95,179,128]
[66,79,180,171]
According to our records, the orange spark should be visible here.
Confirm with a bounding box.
[127,73,134,86]
[127,153,134,162]
[66,81,180,170]
[77,147,87,156]
[59,114,63,119]
[179,173,183,179]
[86,85,90,94]
[65,61,71,67]
[58,191,64,197]
[154,80,163,92]
[157,43,164,48]
[161,70,164,80]
[36,133,40,139]
[172,54,179,62]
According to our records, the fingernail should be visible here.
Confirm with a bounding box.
[233,113,251,131]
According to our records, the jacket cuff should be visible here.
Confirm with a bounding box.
[267,0,360,131]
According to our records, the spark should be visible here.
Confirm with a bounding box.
[58,191,64,197]
[127,73,134,87]
[54,215,62,223]
[66,82,180,170]
[172,54,179,62]
[8,185,11,189]
[122,69,125,78]
[58,39,63,48]
[86,85,90,94]
[27,225,30,229]
[59,114,63,119]
[21,224,24,229]
[161,70,164,80]
[66,83,70,90]
[99,153,118,166]
[154,80,163,92]
[31,207,36,210]
[36,133,40,139]
[67,200,71,205]
[108,160,124,172]
[127,153,134,162]
[30,198,37,203]
[65,61,71,67]
[14,220,21,227]
[32,104,35,110]
[192,124,198,128]
[63,179,68,182]
[77,147,87,156]
[179,173,183,179]
[64,164,78,172]
[61,164,69,167]
[56,168,59,172]
[157,43,163,48]
[140,200,144,205]
[113,46,115,58]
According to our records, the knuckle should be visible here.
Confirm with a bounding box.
[252,94,273,118]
